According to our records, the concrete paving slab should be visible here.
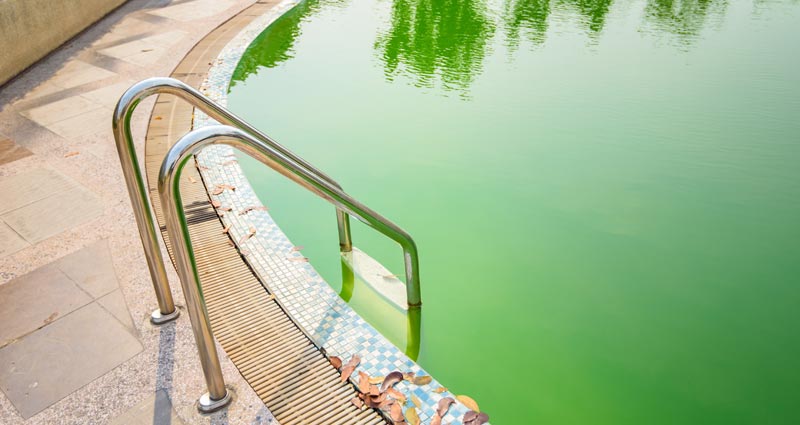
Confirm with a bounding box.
[0,138,33,165]
[97,289,136,332]
[80,81,135,109]
[19,95,103,127]
[108,390,186,425]
[148,0,234,22]
[0,264,92,348]
[1,187,103,244]
[0,221,29,258]
[44,106,113,140]
[55,239,118,298]
[0,303,142,419]
[49,60,117,89]
[0,168,76,214]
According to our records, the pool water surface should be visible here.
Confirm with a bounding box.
[226,0,800,422]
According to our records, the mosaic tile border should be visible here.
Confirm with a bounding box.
[191,2,473,423]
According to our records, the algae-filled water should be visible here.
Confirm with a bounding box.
[226,0,800,422]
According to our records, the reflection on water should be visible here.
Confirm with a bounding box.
[229,0,761,94]
[231,0,350,85]
[643,0,728,48]
[374,0,496,91]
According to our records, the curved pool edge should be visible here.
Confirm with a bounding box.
[167,0,476,423]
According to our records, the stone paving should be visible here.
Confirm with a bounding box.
[0,1,277,423]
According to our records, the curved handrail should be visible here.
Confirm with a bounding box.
[158,125,422,410]
[112,77,353,324]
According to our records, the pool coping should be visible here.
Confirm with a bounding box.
[188,1,475,424]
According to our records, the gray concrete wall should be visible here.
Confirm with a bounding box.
[0,0,127,86]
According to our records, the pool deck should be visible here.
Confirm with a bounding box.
[0,1,276,423]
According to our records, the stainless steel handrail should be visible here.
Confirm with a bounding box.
[112,77,353,325]
[159,125,422,412]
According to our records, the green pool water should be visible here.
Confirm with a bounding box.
[226,0,800,422]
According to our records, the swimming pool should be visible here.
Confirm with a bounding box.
[226,0,800,422]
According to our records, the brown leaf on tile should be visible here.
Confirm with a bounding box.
[463,411,489,425]
[358,371,370,394]
[329,356,342,369]
[351,397,364,409]
[188,176,197,183]
[238,227,256,244]
[63,151,80,158]
[403,372,415,381]
[222,224,231,234]
[390,402,404,423]
[239,205,268,215]
[292,245,304,251]
[267,294,276,300]
[211,200,221,208]
[410,394,422,408]
[437,397,455,417]
[287,257,309,262]
[412,375,432,386]
[369,385,380,397]
[386,388,406,403]
[431,415,443,425]
[456,395,480,413]
[369,376,385,385]
[381,371,404,392]
[153,116,163,120]
[339,354,360,383]
[211,187,224,195]
[433,387,448,394]
[405,407,421,425]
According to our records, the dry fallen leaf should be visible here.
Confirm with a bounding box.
[433,387,448,394]
[211,187,224,195]
[351,397,364,409]
[390,402,404,423]
[63,151,80,158]
[188,176,197,183]
[412,375,432,386]
[405,407,421,425]
[292,245,304,251]
[431,415,443,425]
[211,200,222,208]
[437,397,455,417]
[410,394,422,408]
[368,376,385,385]
[340,354,360,383]
[287,257,309,262]
[463,411,489,425]
[153,116,163,120]
[403,372,415,381]
[43,312,58,325]
[382,274,398,279]
[329,356,342,369]
[456,395,480,413]
[240,205,268,215]
[222,225,231,234]
[238,227,256,244]
[358,371,370,394]
[386,388,406,403]
[381,371,404,392]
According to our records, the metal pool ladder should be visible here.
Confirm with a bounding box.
[113,77,421,414]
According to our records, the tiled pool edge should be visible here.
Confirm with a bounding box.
[191,1,472,423]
